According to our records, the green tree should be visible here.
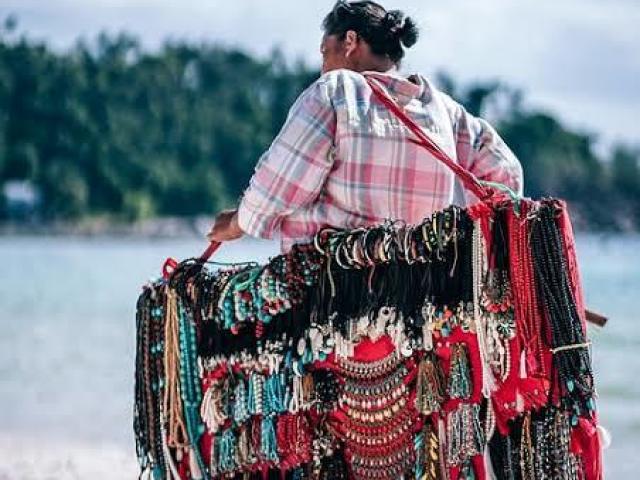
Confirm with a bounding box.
[0,23,637,230]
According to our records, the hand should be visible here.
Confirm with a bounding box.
[206,208,244,243]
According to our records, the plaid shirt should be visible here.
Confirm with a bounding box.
[237,67,523,253]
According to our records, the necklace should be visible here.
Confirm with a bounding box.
[333,350,418,480]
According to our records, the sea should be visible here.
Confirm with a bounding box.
[0,234,637,479]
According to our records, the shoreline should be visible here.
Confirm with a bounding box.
[1,216,639,240]
[0,216,214,239]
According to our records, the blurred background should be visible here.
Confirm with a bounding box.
[0,1,638,478]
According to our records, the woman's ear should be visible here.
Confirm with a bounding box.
[343,30,359,58]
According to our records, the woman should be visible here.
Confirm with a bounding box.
[207,0,523,253]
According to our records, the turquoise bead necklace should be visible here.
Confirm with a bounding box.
[216,428,237,474]
[232,376,250,425]
[177,302,207,476]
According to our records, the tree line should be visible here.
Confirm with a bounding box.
[0,21,638,230]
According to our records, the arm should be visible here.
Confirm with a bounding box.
[444,95,524,197]
[235,77,337,239]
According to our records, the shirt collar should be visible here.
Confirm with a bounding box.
[361,68,431,104]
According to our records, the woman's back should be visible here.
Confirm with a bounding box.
[237,67,523,252]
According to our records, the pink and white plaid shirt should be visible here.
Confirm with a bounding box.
[237,67,523,253]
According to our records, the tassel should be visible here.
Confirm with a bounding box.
[416,353,445,415]
[160,412,181,480]
[235,426,253,468]
[446,404,484,467]
[520,413,535,480]
[438,418,450,480]
[188,446,204,480]
[415,431,425,479]
[233,377,250,424]
[516,351,526,413]
[261,416,279,463]
[248,372,264,416]
[163,287,188,448]
[597,425,611,450]
[424,422,443,480]
[458,460,476,480]
[218,428,238,473]
[448,343,472,400]
[302,372,315,409]
[141,467,153,480]
[483,445,497,480]
[209,432,218,477]
[421,302,436,351]
[289,375,303,413]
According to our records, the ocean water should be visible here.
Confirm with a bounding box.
[0,234,637,479]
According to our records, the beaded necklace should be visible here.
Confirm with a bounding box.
[446,403,484,467]
[134,285,167,475]
[506,203,547,377]
[530,202,595,416]
[177,302,207,477]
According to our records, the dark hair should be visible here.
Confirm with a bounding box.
[322,0,419,64]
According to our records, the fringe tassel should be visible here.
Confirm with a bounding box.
[448,343,472,400]
[446,404,485,467]
[438,418,450,480]
[416,353,445,414]
[160,413,181,480]
[188,446,204,480]
[163,287,188,448]
[424,422,444,480]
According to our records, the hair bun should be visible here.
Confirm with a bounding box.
[322,2,419,64]
[398,15,419,48]
[384,10,419,48]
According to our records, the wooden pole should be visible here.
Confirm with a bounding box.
[586,309,608,327]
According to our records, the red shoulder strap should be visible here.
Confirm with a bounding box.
[364,75,494,202]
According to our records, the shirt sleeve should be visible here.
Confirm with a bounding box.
[236,77,336,239]
[444,95,524,197]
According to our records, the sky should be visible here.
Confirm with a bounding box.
[2,0,639,152]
